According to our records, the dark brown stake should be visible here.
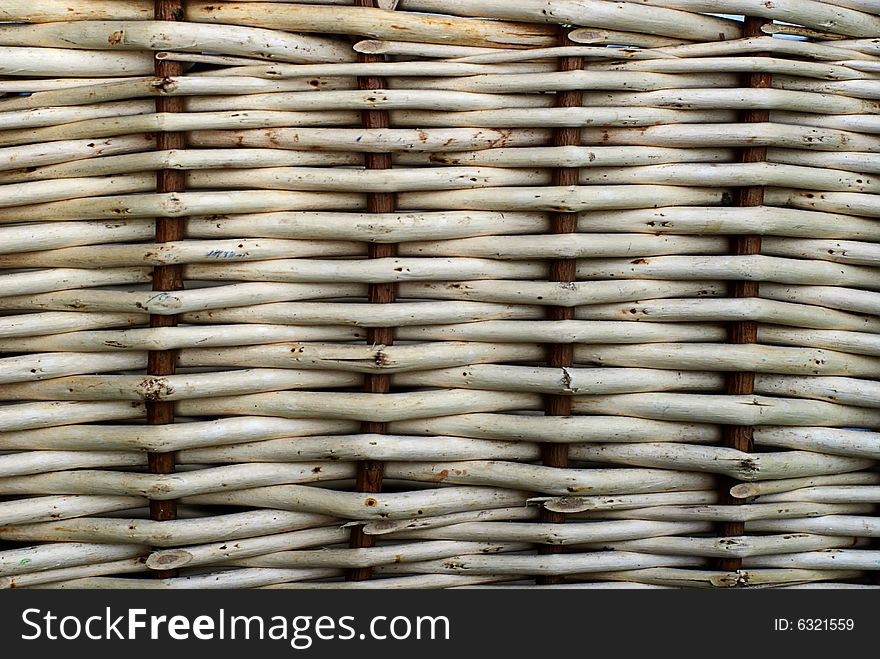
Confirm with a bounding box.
[537,30,584,586]
[716,16,770,573]
[147,0,186,578]
[346,0,396,582]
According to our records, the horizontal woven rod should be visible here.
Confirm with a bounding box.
[0,190,372,223]
[0,21,354,63]
[580,123,880,151]
[570,533,859,558]
[0,47,155,76]
[181,206,880,241]
[5,1,878,39]
[0,281,726,315]
[0,283,369,315]
[761,284,880,318]
[0,1,557,47]
[0,322,726,351]
[363,507,538,536]
[1,324,877,358]
[568,443,873,481]
[378,551,702,576]
[405,146,734,168]
[0,233,733,267]
[149,534,521,571]
[780,584,880,590]
[731,473,880,499]
[178,435,541,463]
[572,344,880,375]
[223,541,526,571]
[0,414,719,452]
[1,558,150,589]
[0,161,878,197]
[0,509,333,546]
[355,39,506,58]
[0,462,355,498]
[0,77,140,92]
[761,487,880,504]
[2,366,877,409]
[29,568,343,590]
[0,451,146,478]
[178,297,875,328]
[748,516,880,537]
[0,151,369,182]
[0,221,156,252]
[768,149,880,175]
[185,482,710,519]
[154,52,306,67]
[0,542,147,578]
[577,206,880,239]
[570,392,880,427]
[19,485,531,524]
[757,327,880,357]
[0,495,146,526]
[0,370,713,403]
[611,0,880,37]
[743,550,880,570]
[402,0,743,41]
[0,238,370,267]
[182,87,880,114]
[5,163,875,201]
[0,463,713,498]
[566,28,691,48]
[0,418,358,452]
[571,299,880,330]
[577,34,874,60]
[584,567,863,588]
[0,107,746,146]
[743,113,880,137]
[0,135,155,171]
[0,77,369,112]
[537,492,717,514]
[1,342,549,377]
[389,520,710,545]
[192,124,879,152]
[182,211,549,241]
[267,574,516,590]
[28,570,510,590]
[25,206,880,248]
[585,58,872,80]
[200,66,732,88]
[460,583,669,589]
[0,370,362,400]
[752,375,880,408]
[584,503,872,522]
[4,87,557,115]
[194,84,858,113]
[0,100,156,131]
[756,428,880,460]
[0,174,156,208]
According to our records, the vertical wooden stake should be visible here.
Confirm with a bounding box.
[346,0,396,582]
[716,16,770,573]
[147,0,186,578]
[537,28,584,586]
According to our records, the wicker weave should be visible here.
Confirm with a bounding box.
[0,0,878,589]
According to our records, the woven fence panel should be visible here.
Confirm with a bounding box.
[0,0,878,589]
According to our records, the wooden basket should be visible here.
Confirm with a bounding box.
[0,0,878,589]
